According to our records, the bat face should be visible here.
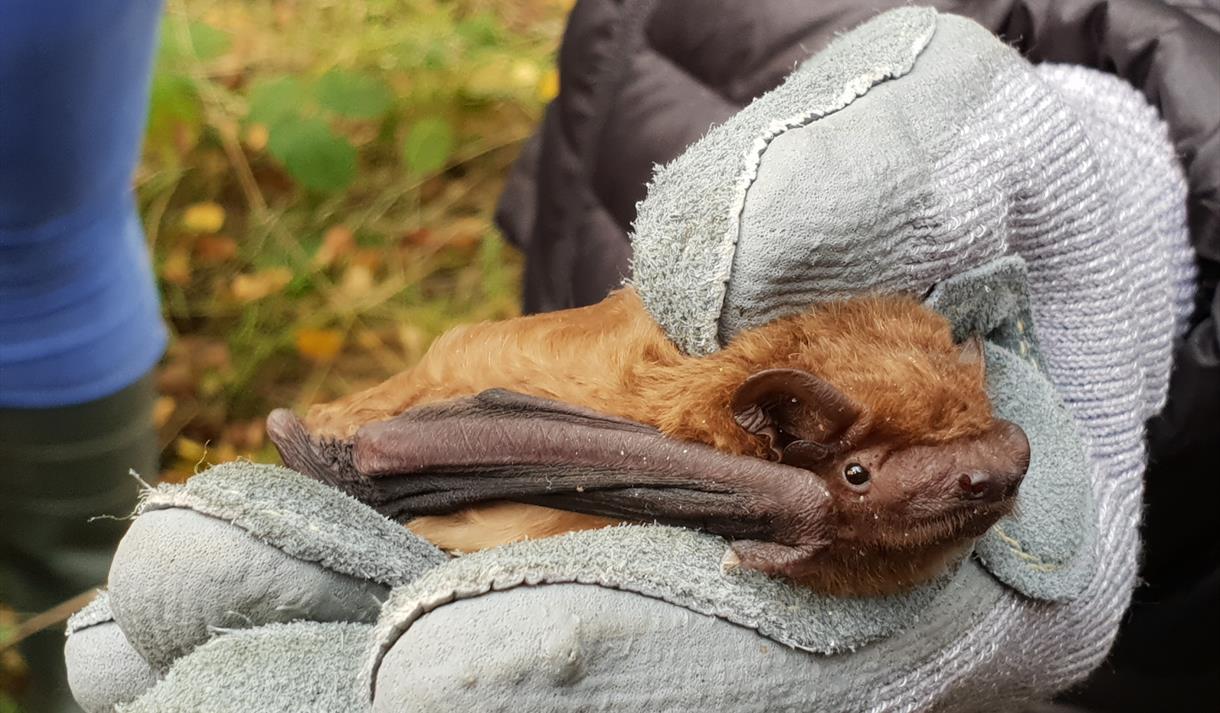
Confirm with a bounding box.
[729,317,1030,562]
[789,420,1029,550]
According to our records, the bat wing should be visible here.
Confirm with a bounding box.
[267,389,836,558]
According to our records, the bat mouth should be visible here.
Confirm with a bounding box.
[923,498,1016,539]
[954,500,1017,538]
[862,498,1016,549]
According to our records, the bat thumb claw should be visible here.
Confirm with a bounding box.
[721,547,742,574]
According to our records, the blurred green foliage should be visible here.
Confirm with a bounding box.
[141,0,568,477]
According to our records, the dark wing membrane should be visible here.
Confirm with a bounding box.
[269,389,834,545]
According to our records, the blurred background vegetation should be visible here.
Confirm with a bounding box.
[145,0,569,481]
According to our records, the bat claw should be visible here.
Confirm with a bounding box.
[721,547,742,574]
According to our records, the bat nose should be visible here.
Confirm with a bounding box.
[958,472,1001,501]
[956,419,1029,502]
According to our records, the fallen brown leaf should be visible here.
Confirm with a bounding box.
[313,225,356,268]
[295,328,344,362]
[244,123,270,152]
[161,248,192,286]
[153,396,177,429]
[338,264,375,300]
[231,267,293,302]
[195,234,239,264]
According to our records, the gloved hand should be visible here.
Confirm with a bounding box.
[64,8,1196,712]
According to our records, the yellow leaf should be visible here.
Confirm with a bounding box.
[182,201,226,233]
[536,67,559,102]
[176,437,207,463]
[313,225,355,268]
[355,328,382,351]
[230,267,293,302]
[161,248,192,286]
[339,264,374,299]
[397,323,427,360]
[153,396,176,429]
[295,328,344,362]
[244,123,269,152]
[211,442,238,464]
[466,56,514,96]
[511,60,540,89]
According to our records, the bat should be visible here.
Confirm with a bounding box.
[269,288,1030,595]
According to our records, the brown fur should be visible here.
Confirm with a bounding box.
[305,287,994,565]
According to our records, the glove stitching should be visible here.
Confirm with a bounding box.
[990,524,1062,572]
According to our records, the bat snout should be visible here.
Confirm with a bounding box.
[954,419,1029,504]
[958,471,995,500]
[956,469,1021,502]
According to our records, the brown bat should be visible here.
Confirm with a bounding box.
[269,288,1029,596]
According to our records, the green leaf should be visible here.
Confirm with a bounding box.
[157,18,231,65]
[285,273,316,298]
[402,117,455,176]
[147,71,202,131]
[455,13,503,48]
[156,18,185,64]
[267,117,357,193]
[144,71,203,157]
[247,77,309,128]
[188,22,232,61]
[479,232,510,300]
[355,229,386,248]
[315,70,393,120]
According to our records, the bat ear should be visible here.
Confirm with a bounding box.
[731,369,864,458]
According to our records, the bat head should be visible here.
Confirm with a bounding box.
[730,332,1030,556]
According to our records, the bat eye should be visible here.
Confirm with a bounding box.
[843,463,871,491]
